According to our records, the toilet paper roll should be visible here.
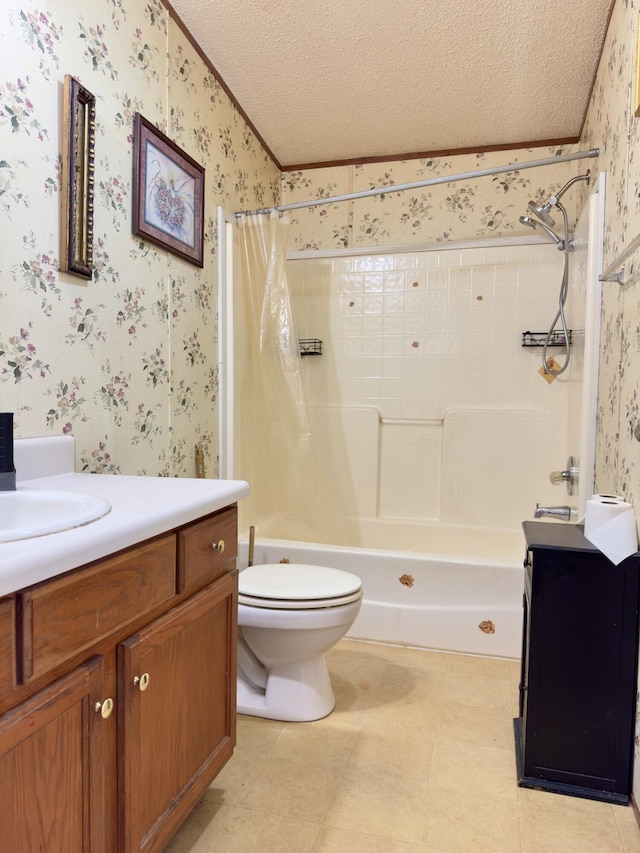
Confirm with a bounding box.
[584,496,638,565]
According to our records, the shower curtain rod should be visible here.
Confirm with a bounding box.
[234,148,599,217]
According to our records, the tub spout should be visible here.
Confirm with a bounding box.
[534,504,572,521]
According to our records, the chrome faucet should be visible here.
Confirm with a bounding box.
[534,504,572,521]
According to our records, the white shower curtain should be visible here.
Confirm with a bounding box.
[236,212,340,541]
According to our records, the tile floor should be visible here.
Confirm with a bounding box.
[165,640,640,852]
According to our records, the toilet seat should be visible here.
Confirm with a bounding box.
[239,563,363,610]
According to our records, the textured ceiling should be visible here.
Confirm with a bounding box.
[168,0,612,168]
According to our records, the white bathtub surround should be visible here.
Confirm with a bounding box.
[440,408,562,527]
[3,436,249,595]
[287,243,570,531]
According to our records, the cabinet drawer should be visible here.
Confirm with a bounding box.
[177,506,237,593]
[19,534,176,683]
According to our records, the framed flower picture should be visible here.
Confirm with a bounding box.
[132,113,205,267]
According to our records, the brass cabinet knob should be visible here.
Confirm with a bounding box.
[133,672,150,691]
[213,539,225,554]
[95,697,114,719]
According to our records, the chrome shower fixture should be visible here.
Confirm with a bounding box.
[527,171,591,228]
[519,215,564,247]
[528,199,557,227]
[518,171,591,378]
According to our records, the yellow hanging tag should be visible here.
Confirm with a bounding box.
[539,356,560,383]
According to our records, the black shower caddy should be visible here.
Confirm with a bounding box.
[521,330,572,348]
[298,339,323,356]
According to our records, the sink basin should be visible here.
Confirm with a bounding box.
[0,489,112,542]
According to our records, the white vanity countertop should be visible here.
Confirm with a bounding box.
[0,472,250,597]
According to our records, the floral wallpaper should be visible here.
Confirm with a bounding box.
[0,0,279,477]
[282,147,583,250]
[580,0,640,512]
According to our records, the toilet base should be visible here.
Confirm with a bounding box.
[237,654,335,722]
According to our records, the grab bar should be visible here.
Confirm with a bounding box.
[380,418,443,426]
[600,230,640,285]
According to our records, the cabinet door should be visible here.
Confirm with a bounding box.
[524,549,638,795]
[0,655,107,852]
[118,572,237,853]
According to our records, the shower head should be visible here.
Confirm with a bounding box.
[527,199,556,228]
[519,215,564,247]
[526,172,591,229]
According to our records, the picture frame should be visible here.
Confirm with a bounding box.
[132,113,205,267]
[60,75,96,279]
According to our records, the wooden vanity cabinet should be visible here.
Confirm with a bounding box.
[0,504,238,853]
[515,521,640,804]
[119,571,237,852]
[0,656,107,851]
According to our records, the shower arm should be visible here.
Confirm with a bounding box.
[546,172,591,207]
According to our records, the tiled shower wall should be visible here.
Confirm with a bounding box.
[289,242,570,529]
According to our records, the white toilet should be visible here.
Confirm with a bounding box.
[237,563,363,722]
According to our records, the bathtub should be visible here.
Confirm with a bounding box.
[238,519,525,659]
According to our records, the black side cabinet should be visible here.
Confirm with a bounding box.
[515,521,640,804]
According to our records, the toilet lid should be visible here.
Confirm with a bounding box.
[239,563,362,603]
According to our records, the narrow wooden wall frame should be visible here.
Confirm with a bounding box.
[60,75,96,280]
